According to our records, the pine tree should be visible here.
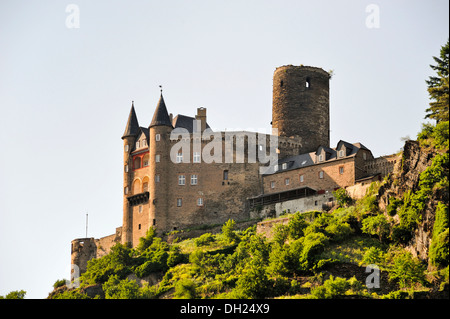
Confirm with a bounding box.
[425,39,449,123]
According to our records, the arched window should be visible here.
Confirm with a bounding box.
[133,157,141,169]
[132,179,141,194]
[306,77,311,88]
[143,154,149,167]
[142,176,149,192]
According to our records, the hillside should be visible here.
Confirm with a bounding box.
[48,124,449,299]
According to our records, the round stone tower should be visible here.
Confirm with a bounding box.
[272,65,330,153]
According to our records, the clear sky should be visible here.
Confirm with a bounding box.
[0,0,448,298]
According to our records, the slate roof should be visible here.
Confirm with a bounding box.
[122,103,140,139]
[263,141,370,175]
[172,114,211,133]
[149,94,173,128]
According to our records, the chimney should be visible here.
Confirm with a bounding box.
[195,107,207,133]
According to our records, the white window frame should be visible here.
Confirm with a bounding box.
[318,154,323,162]
[271,181,275,189]
[155,154,160,163]
[319,171,324,179]
[282,163,287,170]
[177,198,182,207]
[300,175,304,183]
[339,150,344,158]
[155,134,160,141]
[124,144,129,152]
[176,152,183,163]
[193,152,201,163]
[191,174,198,185]
[155,174,160,183]
[136,141,140,148]
[197,198,203,206]
[285,178,290,185]
[178,175,186,185]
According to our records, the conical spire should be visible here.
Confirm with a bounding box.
[149,93,173,128]
[122,101,140,139]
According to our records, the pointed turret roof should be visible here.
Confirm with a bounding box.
[149,94,173,128]
[122,101,140,139]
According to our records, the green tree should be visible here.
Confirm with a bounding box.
[425,39,449,123]
[333,188,353,207]
[222,219,238,243]
[174,279,198,299]
[362,214,390,243]
[429,202,449,268]
[0,290,26,299]
[102,275,140,299]
[386,250,426,289]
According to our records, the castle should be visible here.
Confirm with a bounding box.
[71,65,398,275]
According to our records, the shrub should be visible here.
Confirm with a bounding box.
[386,249,426,289]
[310,275,363,299]
[361,214,390,243]
[362,247,385,266]
[174,279,197,299]
[81,243,134,284]
[0,290,27,299]
[386,197,402,216]
[287,212,308,239]
[299,232,329,271]
[167,245,186,267]
[53,279,66,289]
[272,223,289,246]
[235,254,270,298]
[195,233,215,247]
[429,202,449,268]
[136,227,156,253]
[222,219,238,243]
[103,275,140,299]
[333,188,353,207]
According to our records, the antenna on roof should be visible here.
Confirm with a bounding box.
[85,213,88,238]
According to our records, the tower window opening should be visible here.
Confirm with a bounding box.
[306,78,311,88]
[280,80,283,87]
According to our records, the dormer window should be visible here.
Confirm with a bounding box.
[318,154,323,162]
[136,141,140,148]
[339,150,344,158]
[274,165,279,172]
[282,163,287,170]
[142,139,147,147]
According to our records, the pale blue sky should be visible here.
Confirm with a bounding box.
[0,0,448,298]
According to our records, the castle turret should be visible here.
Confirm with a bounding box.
[272,65,330,154]
[122,102,139,245]
[148,93,173,233]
